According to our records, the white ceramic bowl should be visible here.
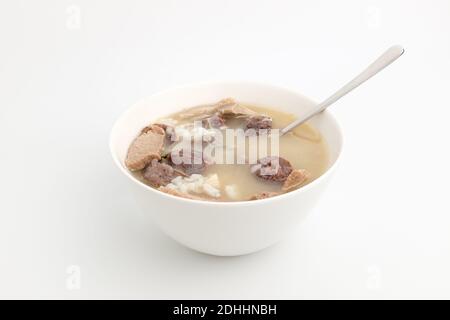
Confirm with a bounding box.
[110,82,343,256]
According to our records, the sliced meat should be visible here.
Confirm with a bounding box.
[217,98,256,117]
[174,98,236,121]
[176,105,219,120]
[140,124,165,135]
[219,104,257,117]
[142,159,184,187]
[282,169,310,192]
[125,125,165,171]
[216,97,237,108]
[251,156,293,182]
[245,115,272,131]
[152,123,167,131]
[202,113,225,129]
[175,98,236,120]
[175,98,255,122]
[158,186,206,201]
[249,191,280,200]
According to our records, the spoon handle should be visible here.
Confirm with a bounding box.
[281,45,405,135]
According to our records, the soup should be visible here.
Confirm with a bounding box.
[125,98,329,201]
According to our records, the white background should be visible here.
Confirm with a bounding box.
[1,0,449,299]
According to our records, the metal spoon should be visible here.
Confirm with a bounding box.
[280,45,405,135]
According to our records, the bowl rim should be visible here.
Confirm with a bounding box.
[109,80,344,207]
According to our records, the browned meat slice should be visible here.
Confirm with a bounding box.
[249,191,280,200]
[251,156,293,182]
[175,98,255,121]
[140,124,165,135]
[216,97,237,108]
[175,98,236,120]
[245,115,272,130]
[217,98,256,117]
[142,159,183,187]
[282,169,310,192]
[219,105,257,117]
[125,125,165,171]
[158,186,206,200]
[202,113,225,129]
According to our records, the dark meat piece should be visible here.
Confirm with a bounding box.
[251,156,293,182]
[245,115,272,131]
[143,159,182,187]
[202,113,225,129]
[167,149,213,175]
